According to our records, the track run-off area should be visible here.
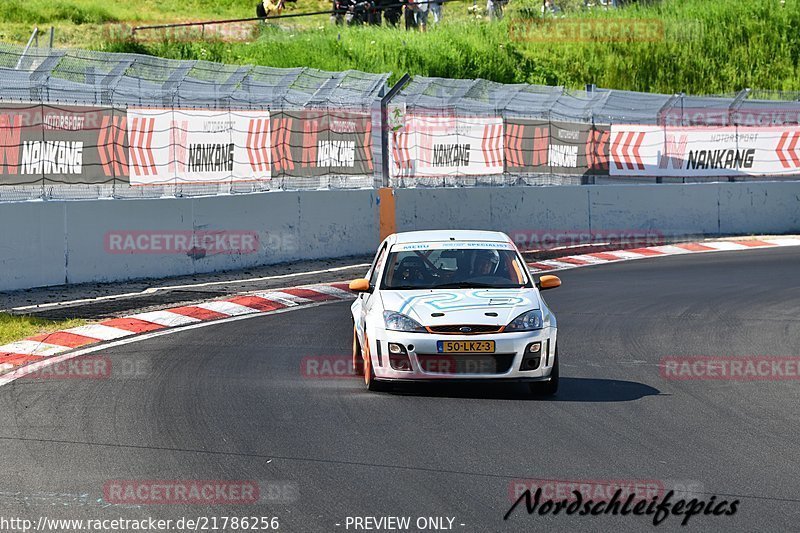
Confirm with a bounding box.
[0,245,798,532]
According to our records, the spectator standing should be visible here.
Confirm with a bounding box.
[429,0,443,24]
[541,0,562,15]
[486,0,508,20]
[406,0,429,30]
[383,0,403,26]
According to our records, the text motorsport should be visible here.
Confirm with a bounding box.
[504,487,738,526]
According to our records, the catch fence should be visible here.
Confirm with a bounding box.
[1,43,799,201]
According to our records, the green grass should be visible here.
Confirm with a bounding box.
[0,313,86,346]
[1,0,800,94]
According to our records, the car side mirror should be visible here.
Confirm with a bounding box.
[348,278,372,293]
[537,275,561,291]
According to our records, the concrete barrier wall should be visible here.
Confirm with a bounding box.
[393,182,800,238]
[1,182,799,291]
[1,190,378,291]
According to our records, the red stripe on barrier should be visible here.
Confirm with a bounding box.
[554,257,592,265]
[0,353,42,367]
[737,239,774,247]
[282,118,295,171]
[28,331,98,349]
[145,118,157,174]
[98,116,111,176]
[101,318,165,333]
[623,131,636,170]
[115,117,129,177]
[259,118,266,173]
[227,295,286,312]
[495,124,502,166]
[587,252,624,261]
[481,124,489,165]
[776,131,790,168]
[281,288,335,302]
[676,242,715,252]
[246,119,256,170]
[788,131,800,167]
[129,117,140,175]
[364,119,373,171]
[527,262,556,271]
[403,130,411,169]
[261,118,271,173]
[627,247,665,256]
[611,132,624,169]
[633,131,645,169]
[270,118,280,172]
[168,306,229,321]
[137,118,150,176]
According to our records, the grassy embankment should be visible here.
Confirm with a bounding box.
[0,0,799,96]
[0,313,85,346]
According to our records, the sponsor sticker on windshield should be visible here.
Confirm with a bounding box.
[393,241,514,252]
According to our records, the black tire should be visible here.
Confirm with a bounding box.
[366,362,386,392]
[529,348,559,396]
[364,348,388,392]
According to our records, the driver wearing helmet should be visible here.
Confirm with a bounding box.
[472,249,500,276]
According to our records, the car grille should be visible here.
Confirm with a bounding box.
[416,354,514,374]
[425,324,504,334]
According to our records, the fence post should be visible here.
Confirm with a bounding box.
[583,83,596,185]
[728,88,750,183]
[380,74,410,188]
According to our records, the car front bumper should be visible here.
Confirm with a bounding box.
[368,327,557,381]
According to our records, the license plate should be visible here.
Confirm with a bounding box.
[437,340,495,353]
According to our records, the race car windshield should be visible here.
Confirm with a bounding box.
[381,247,530,290]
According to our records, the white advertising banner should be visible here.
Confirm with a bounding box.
[609,125,800,177]
[391,115,504,177]
[127,108,271,185]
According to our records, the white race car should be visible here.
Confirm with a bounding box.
[349,230,561,394]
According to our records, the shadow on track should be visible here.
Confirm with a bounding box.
[380,377,661,403]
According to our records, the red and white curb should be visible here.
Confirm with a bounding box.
[527,237,800,273]
[2,236,799,377]
[0,283,355,376]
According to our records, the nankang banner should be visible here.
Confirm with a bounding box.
[503,118,608,175]
[0,104,128,185]
[269,110,374,177]
[390,114,504,177]
[126,108,271,185]
[609,125,800,177]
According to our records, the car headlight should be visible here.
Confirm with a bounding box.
[383,311,426,333]
[505,310,544,332]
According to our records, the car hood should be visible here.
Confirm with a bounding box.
[379,288,540,327]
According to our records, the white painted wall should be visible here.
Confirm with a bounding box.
[1,182,798,291]
[1,190,378,291]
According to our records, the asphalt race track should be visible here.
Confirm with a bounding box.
[1,246,799,532]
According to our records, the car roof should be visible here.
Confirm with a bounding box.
[389,230,512,245]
